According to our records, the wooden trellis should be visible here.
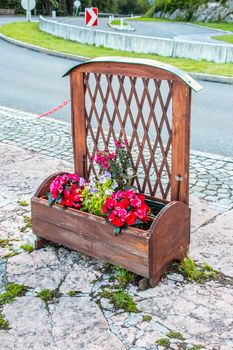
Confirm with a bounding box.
[31,57,202,286]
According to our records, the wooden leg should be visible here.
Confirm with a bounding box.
[35,236,49,249]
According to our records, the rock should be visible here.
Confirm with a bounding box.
[167,273,184,283]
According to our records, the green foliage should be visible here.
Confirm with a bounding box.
[19,215,32,233]
[20,244,34,253]
[0,313,9,330]
[142,314,152,322]
[0,283,28,306]
[167,330,184,340]
[102,290,138,312]
[155,338,171,347]
[81,178,113,216]
[180,257,216,282]
[109,266,136,287]
[36,289,60,303]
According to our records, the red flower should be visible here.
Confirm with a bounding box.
[105,198,116,209]
[139,202,150,213]
[125,212,137,226]
[115,197,130,210]
[137,193,145,202]
[112,216,124,227]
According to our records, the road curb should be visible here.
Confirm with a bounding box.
[1,32,233,84]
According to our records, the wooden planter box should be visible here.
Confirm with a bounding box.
[32,172,190,286]
[31,57,201,286]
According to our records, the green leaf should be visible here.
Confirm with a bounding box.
[56,194,63,204]
[113,227,121,236]
[47,193,54,207]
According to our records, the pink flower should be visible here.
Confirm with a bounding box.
[117,208,127,220]
[115,190,124,199]
[125,189,136,199]
[130,197,142,208]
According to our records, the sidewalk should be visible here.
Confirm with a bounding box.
[0,106,233,350]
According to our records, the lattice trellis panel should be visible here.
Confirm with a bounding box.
[83,72,173,200]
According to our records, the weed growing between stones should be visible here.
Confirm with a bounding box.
[0,313,9,330]
[36,289,61,305]
[155,338,171,347]
[0,238,10,248]
[164,257,216,283]
[102,289,139,312]
[20,244,34,253]
[142,314,152,322]
[167,330,184,340]
[0,283,28,306]
[180,257,216,282]
[19,215,32,233]
[189,345,205,350]
[17,199,29,207]
[68,290,78,296]
[107,265,137,288]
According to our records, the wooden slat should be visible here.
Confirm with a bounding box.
[171,82,191,205]
[32,197,149,258]
[71,71,87,178]
[75,62,181,81]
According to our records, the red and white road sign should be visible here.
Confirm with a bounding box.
[85,7,98,27]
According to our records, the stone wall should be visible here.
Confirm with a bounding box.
[153,0,233,22]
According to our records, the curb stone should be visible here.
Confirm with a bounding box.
[1,32,233,84]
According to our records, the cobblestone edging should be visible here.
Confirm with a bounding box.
[0,105,233,211]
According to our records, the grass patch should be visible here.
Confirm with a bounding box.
[111,19,127,26]
[180,257,216,282]
[19,215,32,232]
[142,314,152,322]
[189,345,205,350]
[194,22,233,32]
[167,330,184,340]
[36,289,60,304]
[102,290,138,313]
[212,35,233,44]
[127,17,170,22]
[0,313,9,330]
[155,338,171,347]
[20,243,34,253]
[0,283,28,306]
[1,22,233,77]
[17,199,29,207]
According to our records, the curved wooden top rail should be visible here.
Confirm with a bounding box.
[63,56,202,92]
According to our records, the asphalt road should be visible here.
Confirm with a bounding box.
[0,18,233,156]
[58,17,230,44]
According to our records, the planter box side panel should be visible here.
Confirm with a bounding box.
[31,197,149,278]
[149,201,190,286]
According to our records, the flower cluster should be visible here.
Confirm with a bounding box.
[48,173,86,208]
[81,172,115,217]
[93,151,115,170]
[102,189,150,235]
[93,139,131,189]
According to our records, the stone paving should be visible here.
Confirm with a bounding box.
[0,106,233,350]
[0,106,233,211]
